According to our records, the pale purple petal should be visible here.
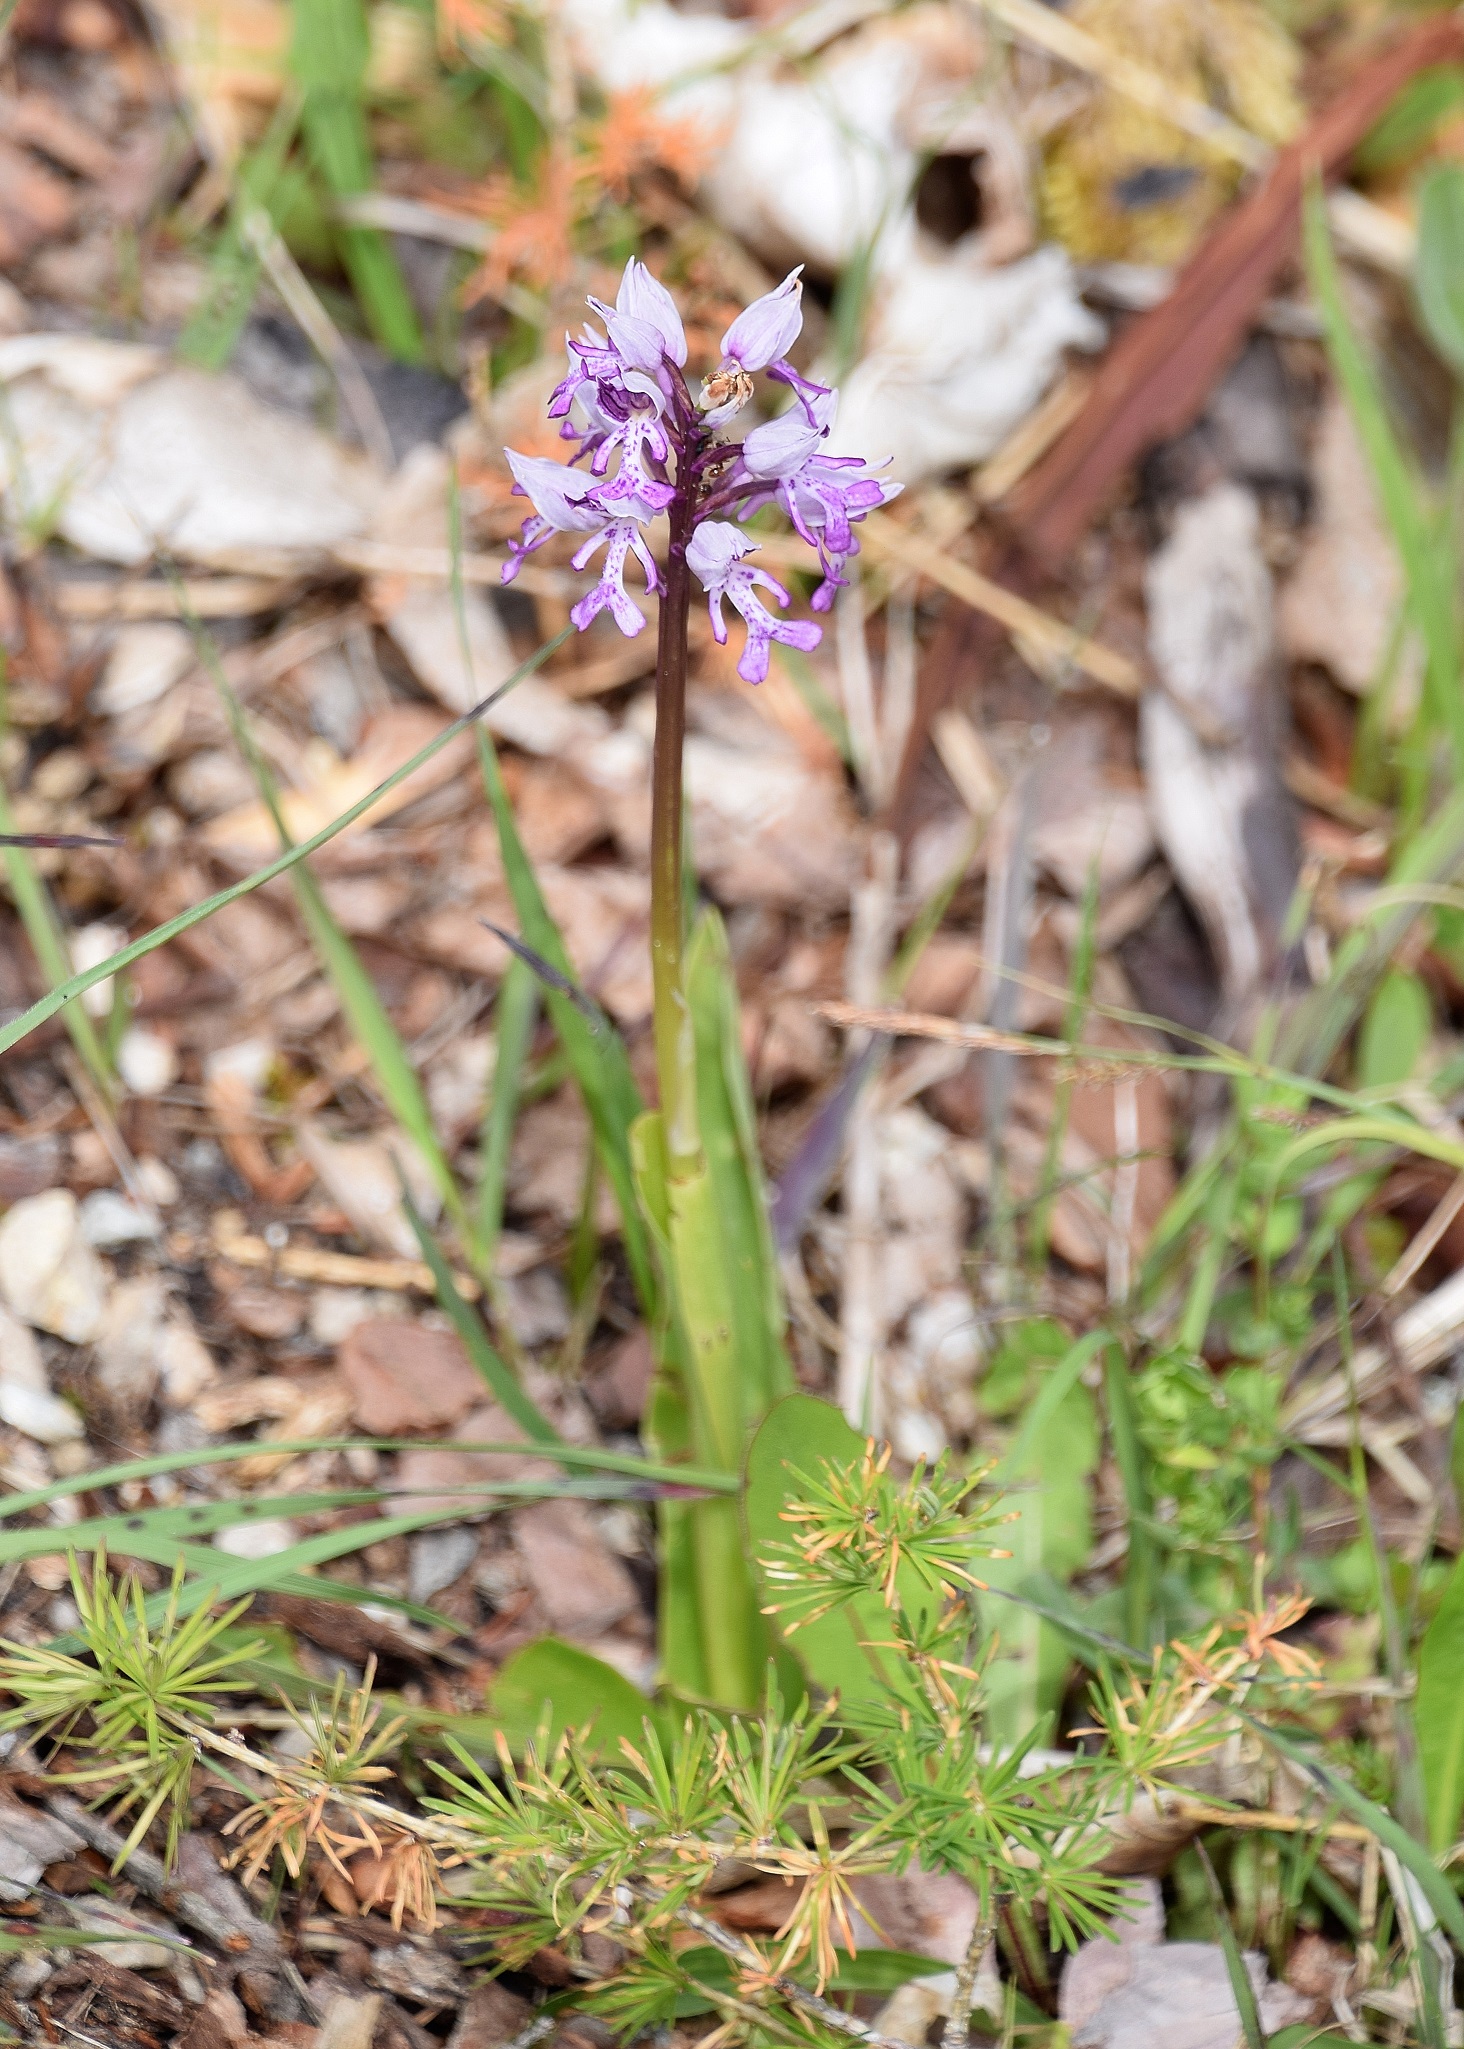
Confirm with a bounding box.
[505,450,607,533]
[687,518,753,587]
[721,268,804,372]
[741,404,825,482]
[602,309,668,375]
[615,258,687,367]
[767,357,833,424]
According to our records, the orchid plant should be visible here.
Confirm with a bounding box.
[501,261,898,1184]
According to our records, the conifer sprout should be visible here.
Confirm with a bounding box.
[0,1451,1324,2036]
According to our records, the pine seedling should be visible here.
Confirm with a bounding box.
[0,1549,259,1867]
[418,1447,1153,2049]
[222,1656,414,1897]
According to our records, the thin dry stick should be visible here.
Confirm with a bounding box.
[816,999,1061,1057]
[860,512,1141,697]
[1107,1076,1141,1306]
[1383,1170,1464,1298]
[206,1213,498,1298]
[1165,1800,1371,1842]
[237,204,395,472]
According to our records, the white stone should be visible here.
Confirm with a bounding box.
[157,1319,217,1407]
[215,1518,298,1560]
[94,621,193,716]
[80,1189,160,1249]
[134,1155,180,1207]
[69,921,126,1018]
[204,1038,274,1093]
[116,1026,178,1098]
[308,1287,404,1346]
[0,1191,107,1345]
[94,1275,166,1405]
[0,1305,46,1391]
[0,1380,82,1444]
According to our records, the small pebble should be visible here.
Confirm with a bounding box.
[215,1519,299,1560]
[409,1526,479,1605]
[116,1026,179,1097]
[94,621,192,716]
[0,1190,108,1344]
[205,1038,274,1092]
[0,1380,82,1444]
[134,1155,180,1207]
[70,921,126,1018]
[31,748,91,803]
[80,1188,160,1249]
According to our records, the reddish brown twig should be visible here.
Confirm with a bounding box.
[1009,11,1464,565]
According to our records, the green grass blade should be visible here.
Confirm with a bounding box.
[480,953,537,1261]
[1103,1344,1157,1648]
[1261,1720,1464,1950]
[1281,778,1464,1077]
[398,1180,558,1443]
[994,1328,1107,1483]
[1030,858,1099,1273]
[1415,1549,1464,1851]
[686,909,791,1424]
[0,677,111,1097]
[665,1135,767,1710]
[1193,1842,1264,2049]
[178,92,302,371]
[0,631,571,1062]
[476,726,658,1319]
[290,0,422,360]
[184,593,473,1245]
[0,1435,736,1523]
[0,1475,680,1574]
[629,1110,706,1697]
[1304,182,1464,777]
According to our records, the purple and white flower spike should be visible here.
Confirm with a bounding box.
[501,258,899,678]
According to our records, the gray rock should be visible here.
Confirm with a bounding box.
[1061,1930,1309,2049]
[409,1526,479,1606]
[368,1941,464,2005]
[0,1796,83,1900]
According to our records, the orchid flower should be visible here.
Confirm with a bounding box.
[686,522,821,685]
[501,256,897,671]
[498,256,901,1212]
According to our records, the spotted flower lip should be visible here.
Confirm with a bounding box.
[733,389,901,608]
[570,520,660,638]
[720,268,804,373]
[687,520,822,685]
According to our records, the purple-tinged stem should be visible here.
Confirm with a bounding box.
[650,474,699,1173]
